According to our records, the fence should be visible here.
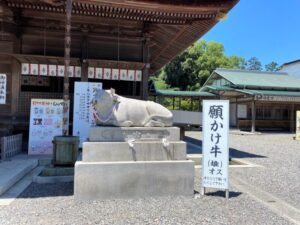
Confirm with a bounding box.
[0,134,23,161]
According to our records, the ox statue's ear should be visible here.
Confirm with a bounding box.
[110,88,115,96]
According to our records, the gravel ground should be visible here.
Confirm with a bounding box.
[0,178,293,225]
[185,131,300,210]
[0,132,298,225]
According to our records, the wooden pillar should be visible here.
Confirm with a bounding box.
[251,100,256,133]
[132,82,137,96]
[11,59,21,116]
[62,0,73,136]
[141,66,149,100]
[80,34,88,82]
[290,104,295,133]
[81,60,88,82]
[141,34,150,100]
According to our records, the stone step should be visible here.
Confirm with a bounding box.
[83,141,187,162]
[0,158,38,195]
[187,154,202,165]
[0,166,44,205]
[75,160,194,200]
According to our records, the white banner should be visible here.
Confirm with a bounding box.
[0,74,6,104]
[202,100,229,190]
[21,63,142,81]
[28,99,66,155]
[73,82,102,147]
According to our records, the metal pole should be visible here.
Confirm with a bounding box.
[225,189,229,199]
[63,0,72,136]
[251,100,256,133]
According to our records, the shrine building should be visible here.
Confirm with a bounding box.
[201,68,300,132]
[0,0,239,137]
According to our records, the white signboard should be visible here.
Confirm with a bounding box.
[73,82,102,147]
[237,104,247,118]
[0,74,6,104]
[28,99,66,155]
[202,100,229,191]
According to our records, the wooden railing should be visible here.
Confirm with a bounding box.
[0,134,23,160]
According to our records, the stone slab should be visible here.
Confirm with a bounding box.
[0,166,43,205]
[89,127,180,142]
[187,154,202,166]
[74,160,194,200]
[0,159,38,195]
[33,175,73,184]
[83,141,186,162]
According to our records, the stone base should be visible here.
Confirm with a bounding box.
[82,141,186,162]
[33,175,73,184]
[41,166,74,176]
[74,160,194,200]
[89,127,180,142]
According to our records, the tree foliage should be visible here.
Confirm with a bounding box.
[265,61,280,72]
[163,40,246,90]
[153,40,279,92]
[247,57,262,71]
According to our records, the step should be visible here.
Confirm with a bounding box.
[75,160,194,201]
[0,166,44,205]
[0,158,38,195]
[187,154,202,165]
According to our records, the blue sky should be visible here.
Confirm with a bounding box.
[201,0,300,67]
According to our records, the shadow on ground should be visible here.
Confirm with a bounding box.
[205,190,242,198]
[17,182,74,199]
[184,136,267,158]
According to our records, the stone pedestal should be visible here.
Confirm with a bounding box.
[74,127,194,200]
[82,141,186,162]
[89,127,180,142]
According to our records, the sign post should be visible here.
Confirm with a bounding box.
[202,100,229,199]
[73,82,102,147]
[296,111,300,141]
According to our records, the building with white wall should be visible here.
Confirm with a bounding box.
[280,60,300,80]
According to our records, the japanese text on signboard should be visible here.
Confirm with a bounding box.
[73,82,102,147]
[202,100,229,190]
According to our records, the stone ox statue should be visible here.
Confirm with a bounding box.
[91,89,173,127]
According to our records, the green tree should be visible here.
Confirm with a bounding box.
[164,51,198,90]
[265,61,280,72]
[163,40,246,90]
[247,57,262,71]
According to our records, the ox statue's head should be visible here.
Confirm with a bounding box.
[91,88,119,117]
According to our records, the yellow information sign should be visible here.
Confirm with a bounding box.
[296,111,300,140]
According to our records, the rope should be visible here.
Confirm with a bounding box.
[91,103,118,123]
